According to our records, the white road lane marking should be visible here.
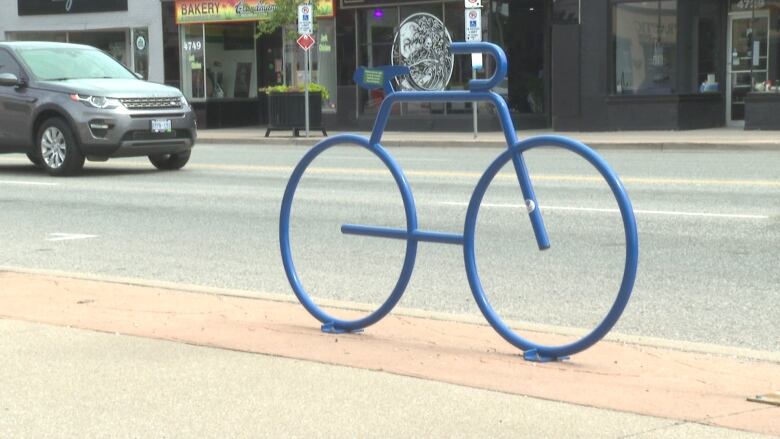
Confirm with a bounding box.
[46,233,99,242]
[0,180,59,186]
[439,202,770,220]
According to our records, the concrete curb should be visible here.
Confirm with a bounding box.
[196,136,780,151]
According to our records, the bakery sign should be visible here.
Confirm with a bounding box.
[18,0,128,15]
[176,0,334,24]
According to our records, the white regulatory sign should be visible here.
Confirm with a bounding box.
[298,4,313,35]
[464,0,482,8]
[465,8,481,41]
[465,8,482,69]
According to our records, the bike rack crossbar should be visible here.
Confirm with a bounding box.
[342,224,464,246]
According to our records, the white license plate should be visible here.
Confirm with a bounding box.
[151,119,172,133]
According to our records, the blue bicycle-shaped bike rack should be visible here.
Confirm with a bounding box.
[280,42,639,362]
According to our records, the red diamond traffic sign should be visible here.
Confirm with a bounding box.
[297,34,316,51]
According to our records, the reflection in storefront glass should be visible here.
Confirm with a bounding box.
[132,28,149,79]
[68,30,129,66]
[7,32,67,43]
[613,1,722,96]
[358,6,398,114]
[204,23,257,99]
[491,0,546,114]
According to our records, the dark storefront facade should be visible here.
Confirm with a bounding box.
[556,0,780,130]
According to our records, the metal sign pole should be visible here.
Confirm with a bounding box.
[465,3,482,140]
[472,68,478,139]
[305,48,310,138]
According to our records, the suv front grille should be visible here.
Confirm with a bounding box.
[122,130,190,141]
[119,97,183,110]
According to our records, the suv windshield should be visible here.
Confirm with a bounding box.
[16,47,136,81]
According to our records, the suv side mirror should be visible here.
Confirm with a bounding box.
[0,73,21,87]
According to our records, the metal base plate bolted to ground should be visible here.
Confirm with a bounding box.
[747,391,780,406]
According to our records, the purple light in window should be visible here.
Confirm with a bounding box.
[373,8,384,19]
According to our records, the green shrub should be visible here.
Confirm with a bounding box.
[260,83,329,101]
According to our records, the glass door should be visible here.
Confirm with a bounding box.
[727,13,769,124]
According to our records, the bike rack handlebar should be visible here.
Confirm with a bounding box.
[353,41,507,94]
[451,42,507,91]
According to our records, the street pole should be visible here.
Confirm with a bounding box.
[304,48,310,138]
[472,68,478,139]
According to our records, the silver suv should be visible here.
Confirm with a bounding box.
[0,41,196,176]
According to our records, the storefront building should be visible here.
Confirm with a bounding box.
[0,0,160,82]
[556,0,780,130]
[164,0,337,128]
[2,0,777,131]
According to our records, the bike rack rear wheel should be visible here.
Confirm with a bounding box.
[279,134,419,333]
[463,135,639,360]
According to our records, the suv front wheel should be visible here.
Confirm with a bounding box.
[148,150,191,170]
[37,118,85,176]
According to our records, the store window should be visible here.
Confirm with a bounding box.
[8,29,148,77]
[132,28,149,79]
[358,6,399,114]
[204,23,257,99]
[6,32,67,42]
[612,0,722,95]
[69,31,130,66]
[180,24,206,99]
[729,0,780,94]
[282,19,338,111]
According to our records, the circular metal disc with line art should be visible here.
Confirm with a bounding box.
[391,13,454,91]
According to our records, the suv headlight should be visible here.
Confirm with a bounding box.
[70,94,122,109]
[180,96,190,109]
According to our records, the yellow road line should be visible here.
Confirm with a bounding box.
[1,157,778,187]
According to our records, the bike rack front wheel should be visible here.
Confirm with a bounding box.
[279,134,419,333]
[463,135,639,360]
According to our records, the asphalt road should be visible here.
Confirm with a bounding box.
[0,143,777,352]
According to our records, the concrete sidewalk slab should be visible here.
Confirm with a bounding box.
[197,127,780,151]
[0,271,777,436]
[1,319,768,438]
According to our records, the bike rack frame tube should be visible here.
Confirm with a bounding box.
[342,224,464,245]
[370,91,550,250]
[280,134,419,332]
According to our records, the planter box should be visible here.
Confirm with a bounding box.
[265,92,327,137]
[745,92,780,130]
[605,93,724,130]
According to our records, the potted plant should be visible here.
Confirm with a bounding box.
[261,83,329,136]
[256,0,329,136]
